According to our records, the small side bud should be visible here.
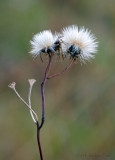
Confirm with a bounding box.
[8,82,16,90]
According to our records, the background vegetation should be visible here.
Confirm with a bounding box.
[0,0,115,159]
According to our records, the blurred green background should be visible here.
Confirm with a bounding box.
[0,0,115,160]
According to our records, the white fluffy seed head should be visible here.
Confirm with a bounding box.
[61,25,98,63]
[30,30,58,57]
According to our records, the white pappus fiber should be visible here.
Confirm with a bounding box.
[30,30,58,57]
[61,25,98,63]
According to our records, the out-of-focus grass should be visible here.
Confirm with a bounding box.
[0,0,115,160]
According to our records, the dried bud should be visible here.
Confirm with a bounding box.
[28,79,36,87]
[8,82,16,90]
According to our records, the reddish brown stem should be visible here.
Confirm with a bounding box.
[39,55,52,129]
[47,60,73,80]
[37,122,43,160]
[37,57,73,159]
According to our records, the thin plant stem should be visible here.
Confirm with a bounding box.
[28,79,37,123]
[37,122,43,160]
[39,55,52,129]
[8,83,38,123]
[47,59,73,80]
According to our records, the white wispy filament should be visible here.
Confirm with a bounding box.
[61,25,98,63]
[30,30,58,57]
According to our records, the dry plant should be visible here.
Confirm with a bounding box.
[9,25,98,160]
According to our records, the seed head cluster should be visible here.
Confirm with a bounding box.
[30,25,98,63]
